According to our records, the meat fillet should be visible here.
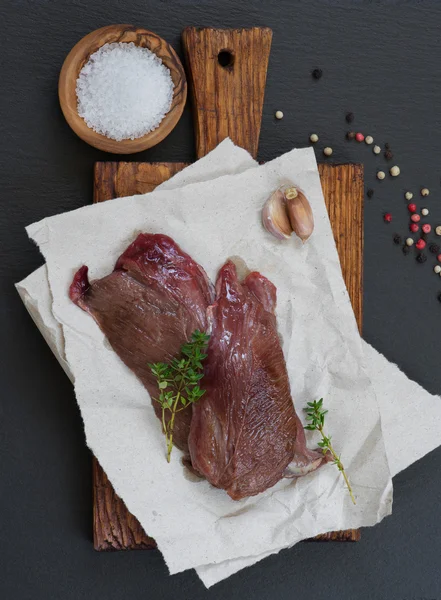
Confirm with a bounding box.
[188,261,326,500]
[69,233,214,452]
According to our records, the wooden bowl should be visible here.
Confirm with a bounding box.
[59,25,187,154]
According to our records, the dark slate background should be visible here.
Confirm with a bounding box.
[1,1,441,599]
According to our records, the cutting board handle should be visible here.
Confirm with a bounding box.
[182,27,272,159]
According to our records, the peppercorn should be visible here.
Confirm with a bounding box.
[438,254,441,262]
[429,243,440,254]
[346,131,356,140]
[384,212,392,222]
[345,112,354,123]
[377,171,386,180]
[390,165,400,177]
[355,132,364,142]
[406,237,414,246]
[373,145,381,155]
[312,68,323,80]
[422,208,429,216]
[275,110,284,119]
[365,135,374,145]
[384,150,394,161]
[309,133,319,143]
[408,203,417,213]
[403,245,411,255]
[323,147,333,157]
[410,223,419,233]
[416,252,427,263]
[434,266,441,274]
[416,239,426,250]
[411,214,421,223]
[422,223,432,234]
[385,142,391,150]
[367,188,374,198]
[393,234,402,245]
[421,188,430,196]
[436,226,441,236]
[405,191,413,201]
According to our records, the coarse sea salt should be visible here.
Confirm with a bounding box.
[76,42,174,141]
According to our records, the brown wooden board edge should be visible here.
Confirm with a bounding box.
[92,161,363,550]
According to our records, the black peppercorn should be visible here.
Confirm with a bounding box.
[346,131,356,140]
[312,68,323,80]
[385,143,391,150]
[429,243,440,254]
[345,112,354,123]
[402,245,411,255]
[367,188,374,198]
[416,252,427,263]
[393,234,402,245]
[384,150,393,161]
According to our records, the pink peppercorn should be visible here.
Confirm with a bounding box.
[410,223,419,233]
[416,239,426,250]
[355,132,364,142]
[438,254,441,262]
[408,203,417,213]
[422,224,432,234]
[411,214,421,223]
[384,212,392,222]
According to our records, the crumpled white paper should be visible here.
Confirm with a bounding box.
[16,140,441,588]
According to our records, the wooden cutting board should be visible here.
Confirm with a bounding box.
[91,27,363,550]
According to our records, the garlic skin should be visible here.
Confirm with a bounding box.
[262,188,293,240]
[285,188,314,242]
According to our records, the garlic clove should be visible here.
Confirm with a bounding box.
[285,188,314,242]
[262,188,293,240]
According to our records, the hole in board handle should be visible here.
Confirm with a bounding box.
[218,50,234,68]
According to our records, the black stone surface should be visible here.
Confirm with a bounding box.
[1,1,441,599]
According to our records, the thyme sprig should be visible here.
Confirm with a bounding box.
[149,330,210,462]
[304,398,356,505]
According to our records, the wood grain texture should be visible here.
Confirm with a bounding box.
[313,163,363,543]
[92,160,363,549]
[182,27,272,159]
[59,25,187,154]
[319,163,364,334]
[93,459,156,551]
[93,161,188,203]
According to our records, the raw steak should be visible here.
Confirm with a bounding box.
[188,261,326,500]
[69,233,214,452]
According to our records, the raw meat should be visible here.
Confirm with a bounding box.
[188,261,326,500]
[69,233,214,452]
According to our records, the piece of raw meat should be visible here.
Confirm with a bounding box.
[188,261,326,500]
[69,233,214,452]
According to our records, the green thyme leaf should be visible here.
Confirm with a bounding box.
[303,398,356,505]
[149,330,210,462]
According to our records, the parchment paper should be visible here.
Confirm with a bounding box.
[17,140,441,586]
[22,141,392,584]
